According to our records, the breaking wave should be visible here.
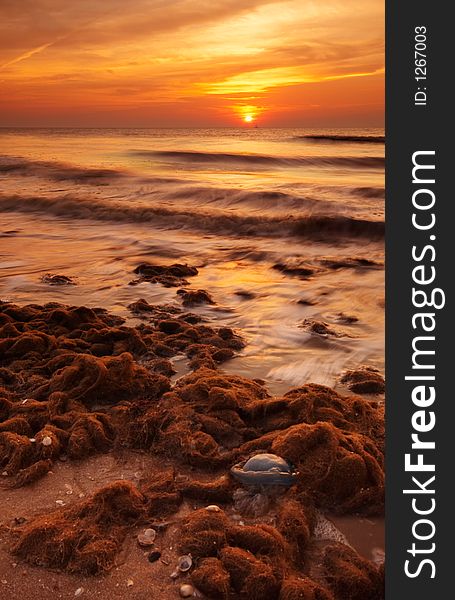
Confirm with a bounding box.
[0,192,384,240]
[132,149,384,169]
[297,134,385,144]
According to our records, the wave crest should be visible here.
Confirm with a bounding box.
[0,192,384,241]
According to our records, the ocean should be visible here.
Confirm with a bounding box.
[0,127,384,393]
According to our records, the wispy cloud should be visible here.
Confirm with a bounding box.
[0,0,384,126]
[1,35,69,70]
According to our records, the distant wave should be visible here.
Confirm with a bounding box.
[0,192,384,241]
[0,156,124,183]
[132,149,384,169]
[297,135,385,144]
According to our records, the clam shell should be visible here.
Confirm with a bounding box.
[177,554,193,572]
[137,527,157,547]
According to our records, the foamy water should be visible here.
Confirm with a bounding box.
[0,127,384,392]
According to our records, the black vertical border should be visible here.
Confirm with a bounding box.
[386,1,452,597]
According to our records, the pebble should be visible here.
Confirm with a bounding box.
[126,579,134,588]
[55,500,65,506]
[179,584,195,598]
[41,436,52,447]
[204,505,221,512]
[148,550,161,563]
[74,588,84,597]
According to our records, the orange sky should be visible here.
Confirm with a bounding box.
[0,0,384,127]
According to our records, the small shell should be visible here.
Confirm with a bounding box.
[137,528,157,547]
[74,588,84,597]
[126,578,134,588]
[179,584,194,598]
[41,436,52,447]
[170,571,179,579]
[177,554,192,572]
[204,505,221,512]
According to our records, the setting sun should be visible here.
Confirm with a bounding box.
[244,115,254,123]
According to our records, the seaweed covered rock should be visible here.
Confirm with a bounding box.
[41,273,76,286]
[220,546,281,600]
[271,422,384,514]
[177,288,215,307]
[322,543,384,600]
[191,557,231,600]
[179,508,230,558]
[0,302,246,485]
[12,475,184,575]
[12,481,145,574]
[340,367,385,395]
[129,262,198,287]
[279,578,334,600]
[33,352,170,406]
[272,261,317,279]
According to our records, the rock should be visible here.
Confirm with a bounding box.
[300,319,349,338]
[41,273,76,286]
[336,312,359,324]
[341,366,385,394]
[272,262,316,278]
[234,290,256,300]
[176,289,214,307]
[130,263,198,288]
[148,550,161,563]
[297,298,316,306]
[179,584,195,598]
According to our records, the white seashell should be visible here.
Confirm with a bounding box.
[137,527,157,546]
[179,584,194,598]
[41,436,52,447]
[204,505,221,512]
[177,554,192,572]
